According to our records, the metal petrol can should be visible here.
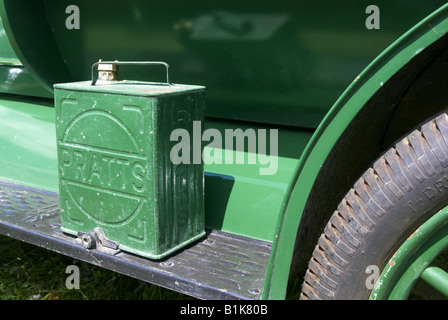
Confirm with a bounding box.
[54,61,206,259]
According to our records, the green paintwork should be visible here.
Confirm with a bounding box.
[0,0,448,300]
[0,65,53,98]
[262,4,448,299]
[0,17,52,98]
[0,16,20,66]
[1,0,446,128]
[54,78,206,259]
[420,267,448,298]
[203,120,309,241]
[370,205,448,300]
[0,95,57,191]
[0,1,72,92]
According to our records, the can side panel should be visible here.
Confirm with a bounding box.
[54,89,157,254]
[155,92,206,256]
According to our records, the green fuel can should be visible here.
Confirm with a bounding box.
[54,61,206,259]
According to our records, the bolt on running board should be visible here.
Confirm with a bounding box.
[77,227,121,255]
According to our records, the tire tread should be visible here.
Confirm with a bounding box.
[300,113,448,300]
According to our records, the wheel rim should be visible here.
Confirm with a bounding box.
[370,205,448,300]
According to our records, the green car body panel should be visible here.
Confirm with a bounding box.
[0,0,448,299]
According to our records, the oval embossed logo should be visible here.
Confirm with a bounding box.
[59,109,147,224]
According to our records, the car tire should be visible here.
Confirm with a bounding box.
[300,111,448,299]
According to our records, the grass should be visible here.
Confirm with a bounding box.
[0,234,190,300]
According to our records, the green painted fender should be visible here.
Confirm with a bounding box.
[262,3,448,299]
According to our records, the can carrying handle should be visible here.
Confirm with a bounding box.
[91,60,171,86]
